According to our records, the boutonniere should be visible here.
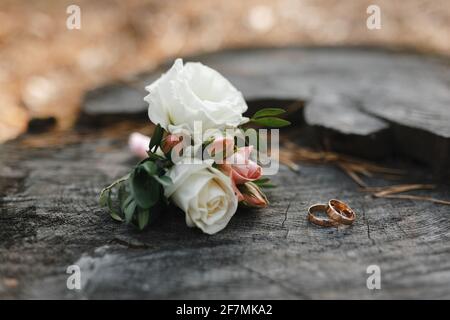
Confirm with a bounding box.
[100,59,290,234]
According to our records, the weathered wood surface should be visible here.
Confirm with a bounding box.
[83,47,450,175]
[1,47,450,299]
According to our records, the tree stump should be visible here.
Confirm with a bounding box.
[1,47,450,299]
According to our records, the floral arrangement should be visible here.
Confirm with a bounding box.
[99,59,289,234]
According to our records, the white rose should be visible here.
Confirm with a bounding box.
[144,59,248,134]
[164,161,238,235]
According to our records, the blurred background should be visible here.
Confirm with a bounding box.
[0,0,449,143]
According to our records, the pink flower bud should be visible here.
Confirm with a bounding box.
[128,132,150,159]
[239,182,269,208]
[220,163,244,201]
[162,134,182,154]
[206,136,235,160]
[224,146,262,185]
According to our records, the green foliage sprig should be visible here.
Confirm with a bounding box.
[253,177,276,189]
[99,126,172,230]
[249,108,291,127]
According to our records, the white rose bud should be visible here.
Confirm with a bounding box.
[164,161,238,235]
[144,59,248,134]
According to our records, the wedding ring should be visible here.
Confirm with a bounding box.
[308,204,339,227]
[326,199,356,225]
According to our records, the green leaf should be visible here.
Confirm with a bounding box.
[124,198,137,224]
[148,178,161,205]
[141,161,157,175]
[251,117,291,128]
[99,173,136,223]
[153,175,172,187]
[130,169,161,209]
[99,173,131,206]
[118,183,129,208]
[107,191,124,222]
[137,208,150,230]
[147,152,165,161]
[100,187,124,221]
[253,177,277,189]
[260,183,277,189]
[149,124,163,152]
[120,193,132,212]
[109,211,124,222]
[103,173,131,191]
[252,108,286,119]
[254,178,270,185]
[99,189,109,207]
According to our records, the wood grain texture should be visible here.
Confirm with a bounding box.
[1,47,450,299]
[1,121,450,299]
[82,47,450,175]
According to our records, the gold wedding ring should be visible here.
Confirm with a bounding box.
[326,199,356,225]
[308,204,339,227]
[307,199,356,227]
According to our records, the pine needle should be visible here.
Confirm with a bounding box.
[279,144,450,206]
[374,194,450,206]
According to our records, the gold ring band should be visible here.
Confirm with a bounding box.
[326,199,356,225]
[308,204,339,227]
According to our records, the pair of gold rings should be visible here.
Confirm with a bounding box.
[308,199,356,227]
